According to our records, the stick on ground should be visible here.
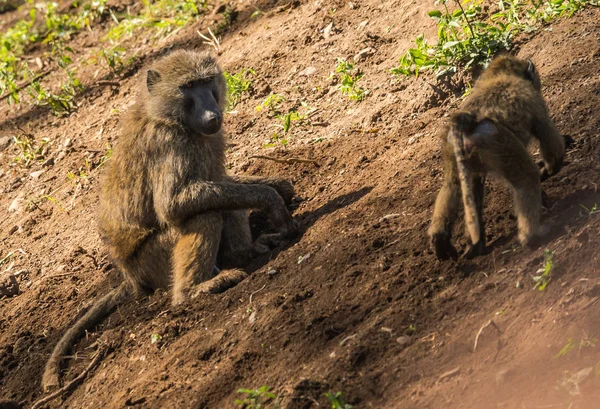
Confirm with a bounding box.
[473,319,502,352]
[32,346,108,409]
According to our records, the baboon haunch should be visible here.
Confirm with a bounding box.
[429,55,565,260]
[42,50,298,391]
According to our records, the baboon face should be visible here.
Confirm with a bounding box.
[145,50,227,136]
[178,77,223,135]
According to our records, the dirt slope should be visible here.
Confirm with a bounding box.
[1,1,600,408]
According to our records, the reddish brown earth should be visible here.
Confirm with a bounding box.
[1,1,600,408]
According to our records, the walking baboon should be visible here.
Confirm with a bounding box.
[429,55,564,260]
[42,50,298,391]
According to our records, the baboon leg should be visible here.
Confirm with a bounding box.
[484,135,542,246]
[533,115,565,180]
[429,141,461,260]
[464,175,486,259]
[121,230,174,293]
[193,268,248,295]
[172,212,223,305]
[219,210,253,269]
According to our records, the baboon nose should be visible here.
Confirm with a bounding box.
[203,112,222,134]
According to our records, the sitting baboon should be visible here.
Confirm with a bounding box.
[42,50,298,391]
[429,54,565,260]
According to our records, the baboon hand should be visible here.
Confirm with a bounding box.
[431,233,458,261]
[267,179,295,206]
[538,160,563,182]
[265,193,299,239]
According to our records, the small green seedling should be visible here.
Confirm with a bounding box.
[224,68,255,110]
[256,93,285,116]
[334,58,368,101]
[325,391,353,409]
[532,248,554,291]
[235,386,279,409]
[579,203,598,216]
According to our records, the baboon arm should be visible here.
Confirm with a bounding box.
[227,175,295,205]
[156,181,283,226]
[533,115,565,179]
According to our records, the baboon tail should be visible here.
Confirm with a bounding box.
[41,281,130,392]
[448,111,481,246]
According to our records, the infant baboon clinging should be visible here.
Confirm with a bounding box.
[42,50,298,391]
[429,55,565,260]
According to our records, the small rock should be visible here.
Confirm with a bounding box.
[30,170,45,179]
[495,369,509,386]
[299,66,318,76]
[396,336,411,346]
[267,268,279,277]
[357,20,368,29]
[348,2,355,9]
[248,310,257,324]
[56,151,67,161]
[63,138,72,148]
[323,22,334,38]
[8,193,25,213]
[0,136,12,152]
[353,47,375,62]
[297,253,311,264]
[0,274,19,297]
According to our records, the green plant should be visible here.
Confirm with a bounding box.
[256,93,285,116]
[235,386,279,409]
[224,68,255,110]
[98,46,127,73]
[579,203,599,216]
[335,59,368,101]
[106,0,207,42]
[13,134,50,166]
[533,248,554,291]
[325,391,353,409]
[99,144,113,168]
[393,0,600,79]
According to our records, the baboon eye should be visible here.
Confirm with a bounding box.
[184,81,194,88]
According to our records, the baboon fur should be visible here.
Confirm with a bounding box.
[42,50,297,391]
[429,54,565,260]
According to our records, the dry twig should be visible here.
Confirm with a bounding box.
[31,346,108,409]
[197,27,221,53]
[473,319,502,352]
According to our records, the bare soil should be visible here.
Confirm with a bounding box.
[1,1,600,408]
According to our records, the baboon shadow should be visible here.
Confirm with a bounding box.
[245,186,373,273]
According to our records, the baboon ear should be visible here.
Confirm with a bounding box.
[147,70,161,92]
[526,59,536,77]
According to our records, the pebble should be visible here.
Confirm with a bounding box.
[8,193,25,213]
[30,170,45,179]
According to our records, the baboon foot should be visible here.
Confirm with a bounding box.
[463,240,486,259]
[522,223,553,249]
[193,269,248,295]
[431,233,459,261]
